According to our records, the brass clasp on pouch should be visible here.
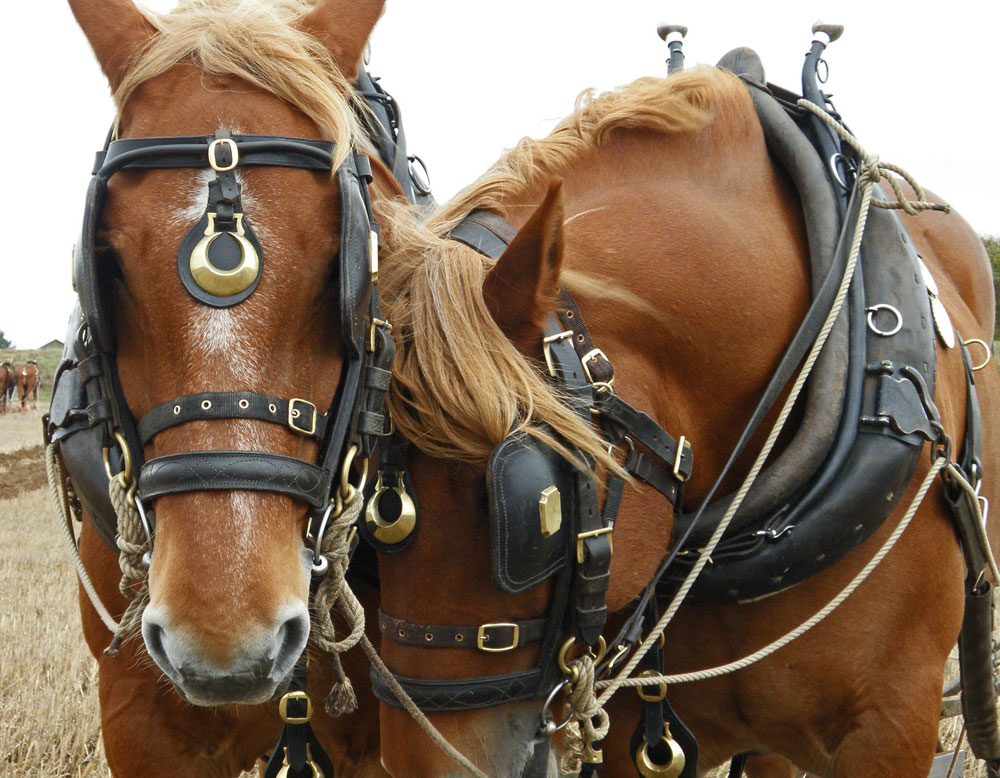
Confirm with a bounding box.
[365,470,417,544]
[189,213,260,297]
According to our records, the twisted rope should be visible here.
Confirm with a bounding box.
[597,456,945,688]
[560,653,610,767]
[105,476,149,655]
[45,442,120,633]
[310,492,366,716]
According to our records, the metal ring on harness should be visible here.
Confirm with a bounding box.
[102,430,134,490]
[964,338,993,372]
[558,635,608,683]
[538,680,575,737]
[339,443,368,504]
[865,304,903,337]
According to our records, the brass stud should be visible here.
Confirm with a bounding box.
[173,405,181,415]
[201,400,212,410]
[424,633,434,642]
[238,399,249,410]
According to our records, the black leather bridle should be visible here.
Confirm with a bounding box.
[61,130,393,565]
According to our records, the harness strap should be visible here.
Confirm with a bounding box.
[370,667,542,712]
[137,391,330,446]
[378,610,548,651]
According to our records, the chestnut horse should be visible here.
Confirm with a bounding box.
[14,361,40,410]
[1,361,13,412]
[65,0,395,774]
[365,68,1000,777]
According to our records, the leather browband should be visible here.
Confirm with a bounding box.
[137,392,329,446]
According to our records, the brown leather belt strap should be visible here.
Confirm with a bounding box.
[378,610,548,652]
[556,289,615,386]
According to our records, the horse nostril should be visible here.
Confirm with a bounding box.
[141,612,184,684]
[270,609,310,681]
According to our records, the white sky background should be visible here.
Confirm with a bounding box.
[0,0,997,348]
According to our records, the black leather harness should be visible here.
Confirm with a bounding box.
[369,214,693,719]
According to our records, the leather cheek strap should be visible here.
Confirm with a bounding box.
[138,451,328,510]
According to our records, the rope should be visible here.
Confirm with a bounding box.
[45,442,120,633]
[594,98,950,709]
[597,457,946,688]
[105,476,149,655]
[309,492,367,716]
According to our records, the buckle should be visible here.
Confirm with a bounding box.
[207,137,239,172]
[576,526,614,564]
[580,348,610,385]
[673,435,691,482]
[477,623,520,652]
[278,691,313,724]
[542,330,574,377]
[288,398,317,436]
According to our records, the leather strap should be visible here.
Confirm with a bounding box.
[138,451,328,509]
[137,392,329,446]
[557,289,614,385]
[378,610,548,651]
[448,209,516,259]
[370,667,542,711]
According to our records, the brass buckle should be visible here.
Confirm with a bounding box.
[477,622,520,652]
[368,317,393,353]
[207,137,239,172]
[580,348,612,387]
[577,526,614,564]
[542,330,574,377]
[288,398,317,436]
[278,691,313,724]
[672,436,691,482]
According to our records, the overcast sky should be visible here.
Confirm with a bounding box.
[2,0,997,348]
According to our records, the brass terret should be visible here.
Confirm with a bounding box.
[364,470,417,545]
[189,213,260,297]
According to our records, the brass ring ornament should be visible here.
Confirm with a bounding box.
[339,444,368,504]
[363,470,417,546]
[189,213,260,298]
[635,725,686,778]
[964,338,993,372]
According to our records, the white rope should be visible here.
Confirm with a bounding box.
[46,442,120,633]
[597,456,946,688]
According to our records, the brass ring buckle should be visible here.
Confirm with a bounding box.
[102,430,134,490]
[558,636,608,683]
[339,444,369,504]
[207,137,239,172]
[636,669,668,702]
[278,691,313,724]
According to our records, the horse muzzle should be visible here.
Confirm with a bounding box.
[141,603,310,706]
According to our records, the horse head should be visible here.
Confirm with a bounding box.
[69,0,396,707]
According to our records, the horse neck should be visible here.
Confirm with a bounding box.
[499,129,812,504]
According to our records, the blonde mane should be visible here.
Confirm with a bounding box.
[117,0,366,169]
[379,68,748,468]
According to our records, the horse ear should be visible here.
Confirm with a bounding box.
[68,0,156,91]
[297,0,385,80]
[483,178,565,351]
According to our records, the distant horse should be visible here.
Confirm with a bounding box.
[0,361,13,413]
[361,66,1000,778]
[60,0,399,774]
[14,362,40,410]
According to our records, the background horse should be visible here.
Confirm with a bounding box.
[65,0,396,773]
[14,362,40,410]
[367,67,1000,777]
[0,361,13,412]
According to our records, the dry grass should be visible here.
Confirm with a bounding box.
[0,486,109,778]
[0,408,45,454]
